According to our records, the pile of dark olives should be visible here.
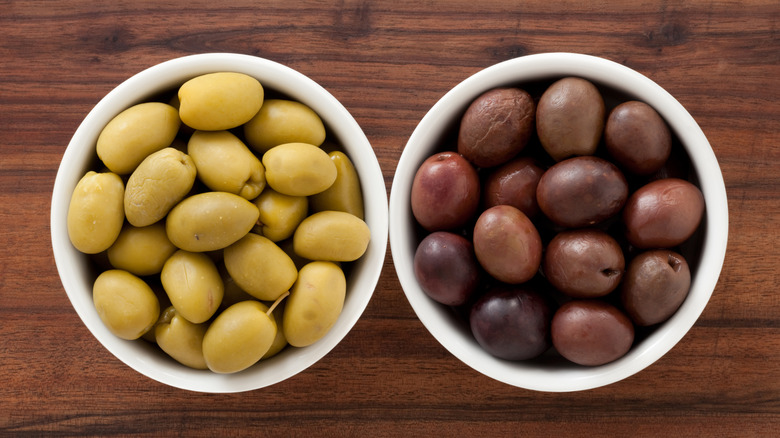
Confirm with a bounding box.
[411,77,704,366]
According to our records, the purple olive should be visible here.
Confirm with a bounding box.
[411,152,480,231]
[414,231,480,306]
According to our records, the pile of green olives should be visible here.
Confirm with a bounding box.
[67,72,370,374]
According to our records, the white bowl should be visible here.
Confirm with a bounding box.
[389,52,728,392]
[50,53,388,393]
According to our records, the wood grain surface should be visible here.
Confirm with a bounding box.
[1,0,778,436]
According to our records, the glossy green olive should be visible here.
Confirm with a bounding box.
[154,306,208,370]
[243,99,326,154]
[166,192,260,252]
[253,187,308,242]
[187,130,266,200]
[107,222,177,276]
[96,102,181,174]
[309,151,364,219]
[124,147,197,227]
[223,233,298,301]
[93,269,160,340]
[67,171,125,254]
[178,72,264,131]
[293,211,370,262]
[160,250,224,324]
[202,300,276,374]
[262,142,337,196]
[283,261,346,347]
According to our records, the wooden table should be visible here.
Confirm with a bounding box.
[2,0,778,435]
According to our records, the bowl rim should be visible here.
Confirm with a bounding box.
[389,52,728,392]
[50,52,388,393]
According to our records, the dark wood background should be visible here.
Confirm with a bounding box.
[1,0,778,436]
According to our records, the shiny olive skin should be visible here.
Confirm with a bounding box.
[243,99,326,154]
[67,171,125,254]
[253,187,308,242]
[605,101,672,175]
[161,250,224,324]
[224,233,298,301]
[96,102,181,175]
[536,156,628,228]
[283,261,346,347]
[536,77,605,161]
[621,249,691,326]
[107,222,177,276]
[166,191,260,252]
[623,178,704,249]
[469,284,553,361]
[483,156,544,218]
[543,229,625,298]
[187,130,266,200]
[411,152,480,231]
[308,151,365,219]
[293,211,370,262]
[457,87,535,168]
[473,205,542,284]
[262,142,337,196]
[178,72,264,131]
[202,300,276,374]
[93,269,160,340]
[124,147,197,227]
[413,231,480,306]
[551,299,634,366]
[154,306,208,370]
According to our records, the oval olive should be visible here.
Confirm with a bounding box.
[178,72,264,131]
[223,233,298,302]
[253,187,308,242]
[483,156,544,218]
[154,306,208,370]
[161,250,224,324]
[543,229,624,298]
[262,142,337,196]
[202,300,276,374]
[308,151,365,219]
[293,211,370,262]
[551,299,634,366]
[243,99,326,154]
[283,261,346,347]
[411,151,480,232]
[67,171,125,254]
[107,222,177,276]
[187,130,266,200]
[621,249,691,326]
[605,101,671,175]
[473,205,542,284]
[93,269,160,340]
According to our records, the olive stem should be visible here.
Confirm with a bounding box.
[267,291,290,316]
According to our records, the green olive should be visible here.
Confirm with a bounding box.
[309,151,364,219]
[253,187,308,242]
[293,211,370,262]
[202,300,276,374]
[106,222,177,276]
[96,102,181,174]
[67,171,125,254]
[154,306,208,370]
[160,250,224,324]
[243,99,326,154]
[283,261,345,347]
[178,72,263,131]
[124,147,197,227]
[187,130,266,200]
[166,192,260,252]
[93,269,160,340]
[262,142,337,196]
[223,233,298,301]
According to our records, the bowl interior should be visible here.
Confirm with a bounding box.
[51,53,388,393]
[389,52,728,392]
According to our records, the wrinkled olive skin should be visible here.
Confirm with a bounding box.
[551,299,634,366]
[411,152,480,231]
[623,178,704,249]
[161,250,224,324]
[473,205,542,284]
[536,156,628,228]
[605,101,672,175]
[293,211,370,262]
[262,142,337,196]
[543,229,625,298]
[166,192,260,252]
[124,147,197,227]
[483,156,544,218]
[457,87,535,168]
[178,72,264,131]
[413,231,480,306]
[96,102,181,174]
[154,306,208,370]
[253,187,308,242]
[202,300,276,374]
[187,130,266,200]
[536,77,605,161]
[93,270,160,340]
[107,222,177,276]
[469,285,553,361]
[283,261,346,347]
[309,151,365,219]
[243,99,326,154]
[67,171,125,254]
[621,249,691,326]
[224,233,298,301]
